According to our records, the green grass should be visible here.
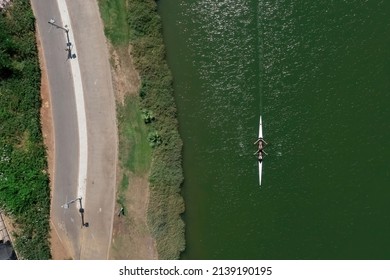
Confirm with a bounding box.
[116,173,128,214]
[98,0,129,45]
[118,96,152,174]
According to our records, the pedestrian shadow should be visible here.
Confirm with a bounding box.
[48,20,77,60]
[77,198,89,228]
[62,197,89,228]
[65,29,77,60]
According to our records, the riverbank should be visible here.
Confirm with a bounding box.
[98,0,185,259]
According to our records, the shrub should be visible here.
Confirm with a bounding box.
[0,0,51,259]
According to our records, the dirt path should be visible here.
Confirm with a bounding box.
[108,45,158,260]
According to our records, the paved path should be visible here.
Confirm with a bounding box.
[56,0,88,207]
[31,0,117,259]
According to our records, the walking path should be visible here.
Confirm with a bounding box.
[31,0,117,259]
[56,0,88,206]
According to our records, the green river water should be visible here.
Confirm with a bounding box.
[158,0,390,259]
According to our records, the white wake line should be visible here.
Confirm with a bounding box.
[57,0,88,207]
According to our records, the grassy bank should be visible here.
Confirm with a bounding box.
[0,0,51,259]
[99,0,185,259]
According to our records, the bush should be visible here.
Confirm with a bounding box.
[0,0,51,259]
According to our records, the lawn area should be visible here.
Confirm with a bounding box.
[98,0,129,45]
[118,95,152,175]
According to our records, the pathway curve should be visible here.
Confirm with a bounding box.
[31,0,117,259]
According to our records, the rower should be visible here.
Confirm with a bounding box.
[254,137,268,145]
[254,137,268,159]
[254,146,268,162]
[258,150,268,162]
[253,148,268,156]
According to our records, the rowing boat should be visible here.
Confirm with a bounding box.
[258,115,263,185]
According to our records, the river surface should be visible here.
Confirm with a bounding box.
[158,0,390,259]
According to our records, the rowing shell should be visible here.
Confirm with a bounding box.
[258,115,263,185]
